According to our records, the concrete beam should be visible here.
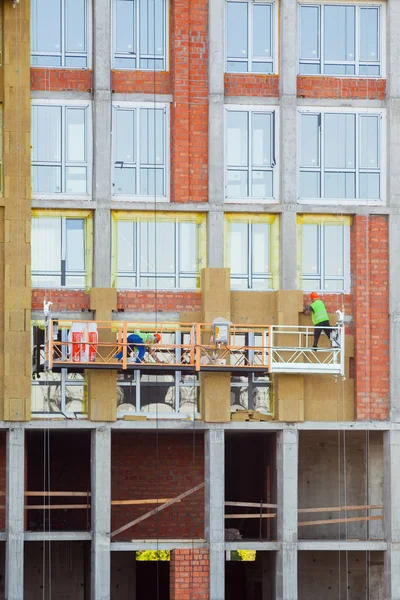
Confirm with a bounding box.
[111,541,207,551]
[205,428,225,600]
[5,428,25,600]
[24,532,92,542]
[91,427,111,600]
[298,540,387,552]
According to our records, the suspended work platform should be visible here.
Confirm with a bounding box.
[42,319,345,377]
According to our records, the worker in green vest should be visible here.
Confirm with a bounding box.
[116,332,161,362]
[307,292,332,349]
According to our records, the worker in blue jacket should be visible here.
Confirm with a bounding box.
[116,332,161,362]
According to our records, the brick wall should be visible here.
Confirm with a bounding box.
[225,74,279,98]
[111,432,204,540]
[32,289,90,312]
[297,76,386,100]
[30,68,92,92]
[170,549,209,600]
[111,70,172,94]
[352,216,389,421]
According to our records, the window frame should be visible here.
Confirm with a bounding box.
[112,0,169,71]
[297,2,385,78]
[111,212,206,290]
[225,214,279,290]
[297,106,386,205]
[225,0,278,75]
[31,99,92,200]
[31,0,92,69]
[31,210,93,290]
[224,105,280,204]
[112,102,170,202]
[297,215,351,293]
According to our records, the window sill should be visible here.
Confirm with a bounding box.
[297,198,385,206]
[112,195,170,203]
[31,65,91,71]
[225,197,279,205]
[297,73,383,80]
[32,194,92,202]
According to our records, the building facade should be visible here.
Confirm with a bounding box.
[1,0,400,597]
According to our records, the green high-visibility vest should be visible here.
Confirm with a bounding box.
[311,300,329,325]
[136,332,155,344]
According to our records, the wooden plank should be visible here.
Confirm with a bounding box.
[225,514,276,519]
[298,515,383,527]
[111,499,173,506]
[298,505,383,514]
[111,482,204,538]
[225,501,278,509]
[25,504,89,510]
[25,492,90,497]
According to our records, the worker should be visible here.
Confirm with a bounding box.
[305,292,332,349]
[116,332,161,362]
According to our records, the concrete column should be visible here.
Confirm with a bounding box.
[387,0,400,421]
[279,0,298,290]
[276,429,298,600]
[91,427,111,600]
[205,428,225,600]
[93,0,113,287]
[384,431,400,600]
[5,428,25,600]
[208,0,225,268]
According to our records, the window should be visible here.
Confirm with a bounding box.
[298,216,351,293]
[32,102,91,196]
[112,213,206,289]
[225,107,278,201]
[299,109,384,202]
[112,104,169,200]
[231,374,272,414]
[299,4,382,77]
[226,215,279,290]
[226,1,275,73]
[31,213,92,288]
[31,0,89,68]
[113,0,167,70]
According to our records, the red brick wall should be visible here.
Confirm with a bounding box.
[111,432,204,540]
[111,70,172,94]
[30,68,92,92]
[170,549,209,600]
[225,74,279,98]
[32,289,90,312]
[297,76,386,100]
[352,216,389,420]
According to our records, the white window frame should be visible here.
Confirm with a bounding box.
[225,0,278,74]
[112,102,170,203]
[31,99,92,200]
[300,219,351,293]
[297,2,385,78]
[297,107,386,206]
[112,0,169,71]
[31,0,92,69]
[224,105,279,204]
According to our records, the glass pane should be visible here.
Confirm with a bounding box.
[324,64,355,76]
[32,218,62,273]
[139,277,175,289]
[324,6,355,62]
[32,275,62,287]
[66,219,85,271]
[252,279,272,291]
[117,276,136,289]
[32,166,62,193]
[325,172,355,199]
[31,0,61,54]
[227,170,248,198]
[66,167,87,193]
[253,113,272,166]
[253,5,272,58]
[118,221,136,273]
[67,109,86,162]
[360,116,379,169]
[140,0,164,57]
[179,380,199,413]
[324,280,344,292]
[227,61,247,73]
[65,386,85,413]
[324,113,355,170]
[252,170,273,198]
[299,63,320,75]
[66,0,86,52]
[300,171,320,198]
[66,56,87,67]
[32,55,62,67]
[140,109,164,165]
[31,382,61,413]
[300,114,319,168]
[65,275,85,287]
[251,61,273,74]
[227,2,248,59]
[360,8,379,62]
[227,111,248,167]
[302,224,319,276]
[300,6,319,60]
[115,56,136,68]
[180,223,197,273]
[230,223,248,276]
[116,0,135,54]
[116,110,135,163]
[114,167,136,194]
[32,106,62,162]
[140,221,175,274]
[359,173,380,200]
[359,64,380,77]
[230,278,248,290]
[324,225,343,277]
[139,58,164,69]
[252,223,270,275]
[303,278,321,292]
[139,168,164,195]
